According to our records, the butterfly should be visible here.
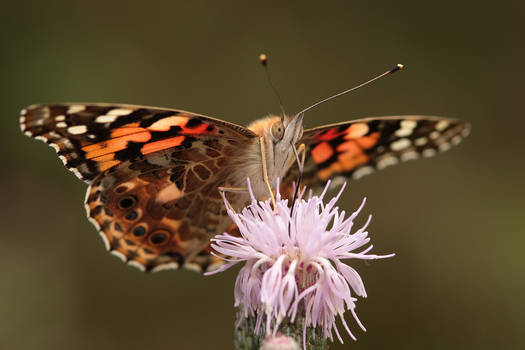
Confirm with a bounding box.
[20,103,470,273]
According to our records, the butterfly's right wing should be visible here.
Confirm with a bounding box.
[284,116,470,191]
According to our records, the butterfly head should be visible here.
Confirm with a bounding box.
[267,113,304,173]
[270,113,303,146]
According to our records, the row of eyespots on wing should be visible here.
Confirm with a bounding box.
[86,186,190,273]
[108,186,216,273]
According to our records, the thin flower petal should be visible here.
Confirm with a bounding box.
[207,179,393,347]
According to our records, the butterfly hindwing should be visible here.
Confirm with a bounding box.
[85,153,237,272]
[289,116,471,188]
[20,103,256,182]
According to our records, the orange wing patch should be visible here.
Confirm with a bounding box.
[311,142,334,164]
[83,130,152,159]
[141,136,185,155]
[81,116,219,173]
[316,131,380,181]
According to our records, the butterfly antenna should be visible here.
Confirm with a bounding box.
[259,54,286,121]
[296,64,404,117]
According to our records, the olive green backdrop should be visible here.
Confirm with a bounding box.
[1,1,523,349]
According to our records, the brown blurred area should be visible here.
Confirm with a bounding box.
[1,1,524,349]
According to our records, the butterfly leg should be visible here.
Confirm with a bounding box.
[285,143,306,172]
[217,186,249,193]
[259,136,277,211]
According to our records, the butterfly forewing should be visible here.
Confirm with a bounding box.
[20,103,255,182]
[285,116,471,191]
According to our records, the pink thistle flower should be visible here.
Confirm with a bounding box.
[207,179,394,348]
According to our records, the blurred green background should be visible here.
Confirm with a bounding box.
[1,0,524,349]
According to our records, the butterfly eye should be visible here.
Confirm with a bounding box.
[270,121,285,142]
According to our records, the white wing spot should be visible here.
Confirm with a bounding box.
[352,166,375,180]
[152,262,180,273]
[395,128,413,137]
[401,151,419,161]
[55,115,66,121]
[435,120,450,131]
[451,135,462,145]
[67,125,87,135]
[24,130,33,137]
[128,260,146,272]
[438,142,451,152]
[377,155,399,169]
[67,105,86,114]
[414,137,428,146]
[71,168,83,178]
[98,231,110,250]
[50,143,60,152]
[95,114,118,123]
[108,108,134,116]
[58,155,68,165]
[430,131,440,140]
[56,122,67,128]
[401,120,417,129]
[62,139,73,148]
[184,262,203,273]
[329,176,346,188]
[422,148,437,158]
[390,138,411,152]
[86,215,101,230]
[35,136,48,142]
[88,134,97,139]
[111,250,127,262]
[395,120,417,137]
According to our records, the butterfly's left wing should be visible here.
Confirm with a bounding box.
[285,116,470,190]
[20,103,254,182]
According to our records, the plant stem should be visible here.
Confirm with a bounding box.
[234,312,328,350]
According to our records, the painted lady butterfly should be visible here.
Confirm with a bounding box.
[20,98,470,273]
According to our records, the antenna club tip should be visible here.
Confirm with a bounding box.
[388,63,404,74]
[259,54,268,66]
